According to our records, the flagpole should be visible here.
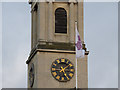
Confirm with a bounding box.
[75,21,84,89]
[76,57,77,89]
[75,21,77,90]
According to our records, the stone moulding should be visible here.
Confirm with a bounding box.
[26,42,89,64]
[26,49,76,64]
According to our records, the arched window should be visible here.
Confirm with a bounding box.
[55,8,67,34]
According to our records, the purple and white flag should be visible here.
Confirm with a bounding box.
[75,27,85,58]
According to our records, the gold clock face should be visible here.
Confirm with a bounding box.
[51,58,74,82]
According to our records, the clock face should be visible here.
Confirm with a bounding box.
[29,63,34,87]
[51,58,74,82]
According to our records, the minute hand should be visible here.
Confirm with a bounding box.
[61,67,69,80]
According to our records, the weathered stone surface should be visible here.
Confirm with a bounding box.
[28,50,88,88]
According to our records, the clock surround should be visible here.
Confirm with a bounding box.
[51,58,75,82]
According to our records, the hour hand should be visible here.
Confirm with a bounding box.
[60,65,69,72]
[59,66,65,72]
[60,66,64,71]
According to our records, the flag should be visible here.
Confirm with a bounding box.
[75,26,85,58]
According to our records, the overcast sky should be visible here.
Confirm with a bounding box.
[0,2,2,90]
[1,1,118,89]
[84,2,118,88]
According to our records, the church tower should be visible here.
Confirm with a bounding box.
[26,0,89,88]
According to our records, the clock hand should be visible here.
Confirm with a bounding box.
[55,69,61,71]
[61,67,69,80]
[60,64,70,72]
[64,64,70,70]
[60,66,64,72]
[64,69,70,71]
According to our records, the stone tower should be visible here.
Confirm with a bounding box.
[26,0,89,88]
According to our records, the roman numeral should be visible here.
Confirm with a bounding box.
[52,72,57,76]
[70,69,74,72]
[61,77,64,81]
[69,64,72,67]
[69,73,73,77]
[61,59,65,62]
[53,63,56,66]
[52,68,56,71]
[56,76,60,80]
[56,60,60,63]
